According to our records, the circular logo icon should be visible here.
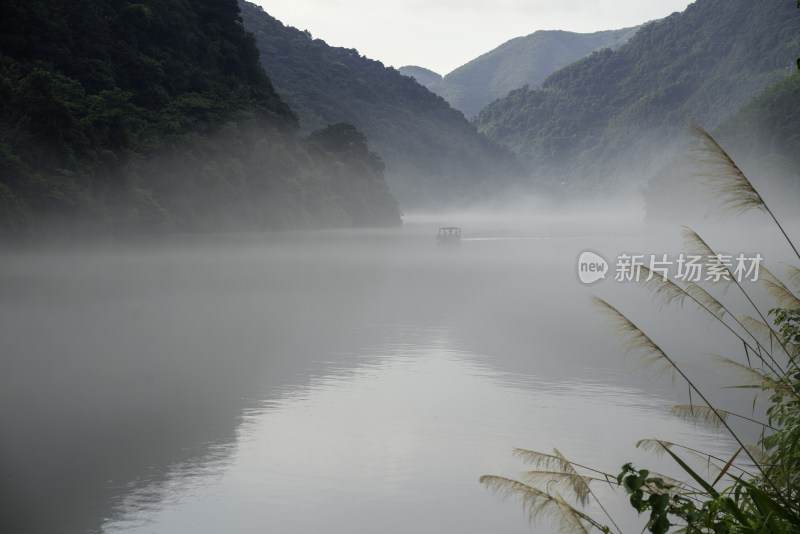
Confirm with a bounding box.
[576,250,609,285]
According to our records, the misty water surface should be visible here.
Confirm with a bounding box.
[3,207,787,533]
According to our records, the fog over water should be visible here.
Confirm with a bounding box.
[2,202,794,533]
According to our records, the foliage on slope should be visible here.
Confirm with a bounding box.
[396,66,442,88]
[715,71,800,196]
[644,72,800,222]
[0,0,400,235]
[413,27,641,119]
[472,0,800,193]
[239,0,526,208]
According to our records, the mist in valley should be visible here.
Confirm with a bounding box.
[3,0,800,531]
[2,192,794,533]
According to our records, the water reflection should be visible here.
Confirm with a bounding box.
[2,218,768,534]
[103,324,731,534]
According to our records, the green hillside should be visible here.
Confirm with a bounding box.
[397,66,443,88]
[645,71,800,221]
[0,0,401,235]
[239,1,526,208]
[406,27,640,119]
[715,71,800,190]
[472,0,800,193]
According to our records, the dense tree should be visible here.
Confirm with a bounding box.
[238,0,526,208]
[0,0,401,235]
[307,123,399,226]
[645,71,800,222]
[401,26,640,119]
[472,0,800,195]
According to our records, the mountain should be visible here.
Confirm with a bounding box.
[401,27,641,118]
[239,1,526,209]
[472,0,800,194]
[0,0,401,235]
[714,71,800,192]
[397,65,443,87]
[644,71,800,222]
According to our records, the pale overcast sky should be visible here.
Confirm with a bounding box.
[251,0,693,75]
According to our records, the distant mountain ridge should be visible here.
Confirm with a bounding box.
[397,66,442,87]
[239,0,525,208]
[472,0,800,193]
[400,26,641,118]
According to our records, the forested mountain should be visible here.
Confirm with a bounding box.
[0,0,401,235]
[397,66,443,88]
[401,27,640,118]
[473,0,800,194]
[238,1,526,208]
[645,71,800,221]
[715,72,800,191]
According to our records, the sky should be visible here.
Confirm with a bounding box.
[251,0,693,75]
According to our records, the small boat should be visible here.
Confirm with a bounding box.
[436,227,461,244]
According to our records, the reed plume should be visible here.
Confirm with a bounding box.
[591,295,680,382]
[682,226,792,368]
[708,354,797,398]
[478,475,599,533]
[637,264,689,308]
[737,314,794,367]
[591,296,769,480]
[634,439,721,470]
[483,127,799,532]
[635,439,756,481]
[682,281,727,321]
[760,266,800,310]
[513,448,593,505]
[634,263,780,365]
[680,226,735,293]
[784,264,800,290]
[669,404,731,432]
[689,124,766,218]
[669,404,776,432]
[689,125,800,261]
[484,447,625,533]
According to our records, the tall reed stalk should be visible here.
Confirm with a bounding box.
[480,127,800,533]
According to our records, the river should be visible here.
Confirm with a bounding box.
[3,209,783,533]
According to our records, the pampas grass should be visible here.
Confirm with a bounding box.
[482,127,800,532]
[690,125,800,262]
[590,295,679,382]
[669,404,777,432]
[633,263,785,373]
[668,404,731,432]
[689,124,766,218]
[784,265,800,290]
[590,295,769,478]
[708,354,797,398]
[761,266,800,310]
[681,225,793,369]
[479,475,598,533]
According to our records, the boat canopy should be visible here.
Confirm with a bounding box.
[437,227,461,235]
